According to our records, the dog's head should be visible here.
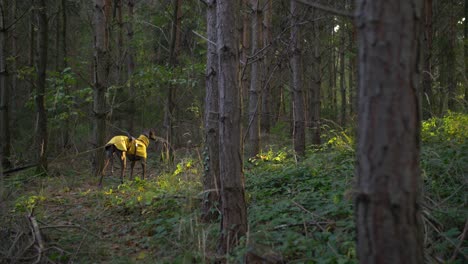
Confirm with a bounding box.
[146,129,157,141]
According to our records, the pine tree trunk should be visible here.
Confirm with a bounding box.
[240,0,250,109]
[35,0,49,172]
[216,0,248,254]
[465,0,468,106]
[247,0,262,158]
[62,0,70,148]
[309,10,321,145]
[93,0,110,176]
[0,0,11,169]
[260,0,272,134]
[355,0,424,262]
[201,0,220,223]
[339,19,346,127]
[422,0,433,119]
[290,0,305,157]
[163,0,182,158]
[447,0,456,111]
[127,0,135,134]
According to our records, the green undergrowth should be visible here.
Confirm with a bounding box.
[2,113,466,263]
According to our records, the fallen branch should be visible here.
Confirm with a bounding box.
[28,215,44,264]
[450,219,468,262]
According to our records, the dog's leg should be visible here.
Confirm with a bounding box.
[99,148,112,187]
[141,158,146,180]
[130,160,136,180]
[110,152,114,176]
[119,152,126,184]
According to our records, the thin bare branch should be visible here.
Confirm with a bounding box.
[296,0,353,18]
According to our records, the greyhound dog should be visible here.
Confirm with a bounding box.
[99,129,157,187]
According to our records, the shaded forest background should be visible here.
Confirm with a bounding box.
[0,0,467,263]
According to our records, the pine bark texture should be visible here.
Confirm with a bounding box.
[201,0,220,223]
[260,0,272,134]
[355,0,424,263]
[127,0,135,134]
[247,0,262,158]
[93,0,110,176]
[0,1,11,169]
[309,11,321,145]
[216,0,248,254]
[339,20,346,127]
[35,0,49,172]
[290,0,305,157]
[422,0,433,119]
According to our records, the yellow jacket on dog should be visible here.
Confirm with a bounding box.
[128,135,150,159]
[105,135,150,159]
[106,136,131,152]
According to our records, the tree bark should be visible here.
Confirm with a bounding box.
[216,0,248,254]
[309,9,321,145]
[447,0,456,111]
[34,0,49,172]
[163,0,182,159]
[247,0,262,158]
[260,0,272,134]
[339,19,346,127]
[290,0,305,157]
[0,0,11,169]
[127,0,135,134]
[93,0,111,176]
[62,0,71,148]
[422,0,433,119]
[201,0,220,223]
[355,0,424,263]
[465,0,468,106]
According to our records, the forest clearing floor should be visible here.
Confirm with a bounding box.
[1,113,467,263]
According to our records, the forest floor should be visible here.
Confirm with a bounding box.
[1,113,467,263]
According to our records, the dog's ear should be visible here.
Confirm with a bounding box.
[149,129,157,140]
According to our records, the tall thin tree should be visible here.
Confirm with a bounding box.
[93,0,111,177]
[260,0,272,134]
[127,0,135,134]
[216,0,248,253]
[422,0,433,119]
[247,0,262,157]
[201,0,220,222]
[290,0,305,157]
[35,0,49,172]
[0,0,11,169]
[309,8,321,145]
[355,0,424,262]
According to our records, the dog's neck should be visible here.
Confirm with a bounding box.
[136,134,150,147]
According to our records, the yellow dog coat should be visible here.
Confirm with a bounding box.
[106,134,150,159]
[106,136,132,152]
[128,135,150,159]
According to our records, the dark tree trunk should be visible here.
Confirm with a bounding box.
[216,0,248,254]
[240,0,250,108]
[0,0,11,169]
[62,0,70,148]
[447,0,456,111]
[201,0,220,223]
[422,0,433,119]
[339,20,346,127]
[35,0,49,172]
[465,0,468,106]
[127,0,135,134]
[163,0,182,159]
[247,0,262,158]
[260,0,272,134]
[309,9,321,145]
[290,0,305,157]
[93,0,111,176]
[355,0,424,263]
